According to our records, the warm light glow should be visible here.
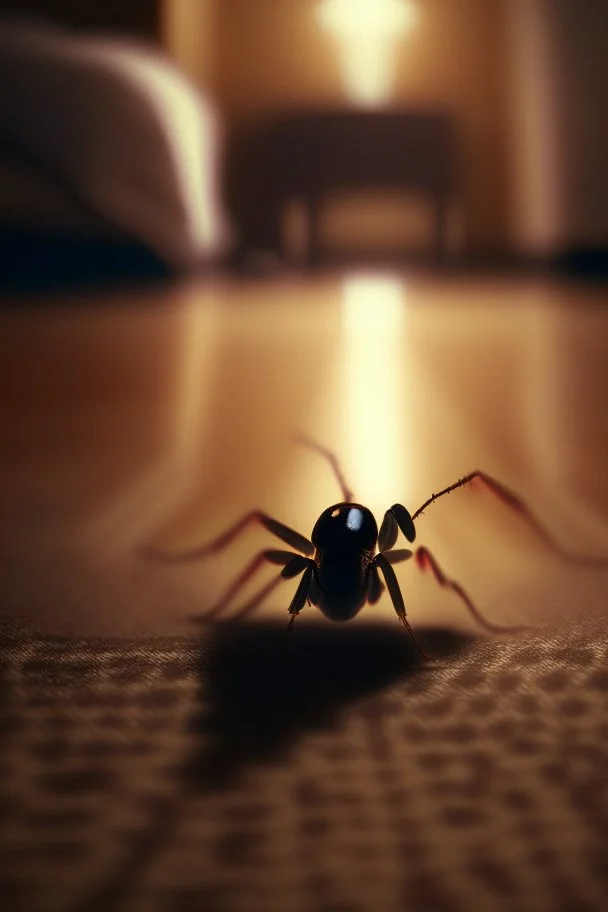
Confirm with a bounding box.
[317,0,418,105]
[84,296,220,555]
[318,0,416,38]
[340,272,408,511]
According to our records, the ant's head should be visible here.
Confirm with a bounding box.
[312,503,378,552]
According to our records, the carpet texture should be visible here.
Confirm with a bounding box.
[1,618,607,912]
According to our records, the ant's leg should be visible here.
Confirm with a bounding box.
[225,555,312,622]
[308,571,321,607]
[287,563,315,633]
[411,471,607,565]
[296,434,354,502]
[415,546,524,634]
[206,549,301,621]
[144,511,314,561]
[379,506,416,549]
[368,564,385,605]
[383,549,413,565]
[373,553,427,658]
[230,574,285,622]
[370,549,412,604]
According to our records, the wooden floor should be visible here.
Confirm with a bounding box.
[1,270,607,637]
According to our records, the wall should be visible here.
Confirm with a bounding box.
[161,0,216,89]
[507,0,608,254]
[0,0,160,39]
[3,0,515,258]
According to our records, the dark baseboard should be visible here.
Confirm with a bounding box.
[229,245,608,283]
[551,247,608,278]
[0,229,172,296]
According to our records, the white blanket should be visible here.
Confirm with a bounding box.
[0,18,230,269]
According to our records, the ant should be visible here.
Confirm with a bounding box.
[145,437,604,657]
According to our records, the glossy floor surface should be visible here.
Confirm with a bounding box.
[1,271,607,637]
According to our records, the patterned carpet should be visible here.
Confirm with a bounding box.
[2,617,607,912]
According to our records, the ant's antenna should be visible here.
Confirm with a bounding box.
[296,434,354,502]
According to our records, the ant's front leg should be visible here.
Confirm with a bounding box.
[368,549,413,603]
[373,553,427,658]
[143,511,314,562]
[287,563,315,633]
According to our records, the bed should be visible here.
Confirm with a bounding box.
[0,17,231,285]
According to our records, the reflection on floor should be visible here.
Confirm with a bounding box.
[1,270,607,637]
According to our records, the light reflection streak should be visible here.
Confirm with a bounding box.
[340,273,408,512]
[84,295,220,554]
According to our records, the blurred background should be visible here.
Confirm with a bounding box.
[0,0,607,272]
[1,5,608,912]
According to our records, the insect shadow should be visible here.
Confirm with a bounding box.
[184,619,472,792]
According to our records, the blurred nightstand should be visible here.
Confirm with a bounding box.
[262,108,458,266]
